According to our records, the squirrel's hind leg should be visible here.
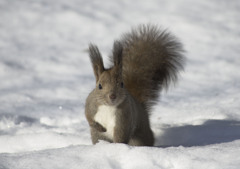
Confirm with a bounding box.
[128,137,145,146]
[128,131,154,146]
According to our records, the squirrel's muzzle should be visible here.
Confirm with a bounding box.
[109,94,116,100]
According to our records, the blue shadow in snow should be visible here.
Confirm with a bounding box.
[155,120,240,147]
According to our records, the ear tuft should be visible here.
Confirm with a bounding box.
[88,43,104,82]
[112,41,123,67]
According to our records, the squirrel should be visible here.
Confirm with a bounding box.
[85,24,185,146]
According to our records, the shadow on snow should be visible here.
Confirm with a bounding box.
[155,119,240,147]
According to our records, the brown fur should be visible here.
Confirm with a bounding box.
[85,24,185,146]
[121,24,185,111]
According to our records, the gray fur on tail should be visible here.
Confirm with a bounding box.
[119,24,185,110]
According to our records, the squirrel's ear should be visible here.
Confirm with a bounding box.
[112,41,123,70]
[88,44,105,82]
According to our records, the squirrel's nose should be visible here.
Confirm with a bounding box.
[109,94,116,100]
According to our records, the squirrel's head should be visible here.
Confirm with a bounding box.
[88,41,126,106]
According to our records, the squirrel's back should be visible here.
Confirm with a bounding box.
[120,24,185,110]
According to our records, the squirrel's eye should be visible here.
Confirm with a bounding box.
[98,84,102,90]
[121,82,124,88]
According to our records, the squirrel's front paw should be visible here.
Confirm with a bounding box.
[91,122,106,132]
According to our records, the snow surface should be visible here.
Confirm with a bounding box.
[0,0,240,168]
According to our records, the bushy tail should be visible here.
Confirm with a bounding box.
[120,24,185,110]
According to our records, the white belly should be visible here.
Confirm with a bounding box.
[94,105,117,139]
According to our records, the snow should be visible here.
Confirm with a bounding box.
[1,141,240,169]
[0,0,240,168]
